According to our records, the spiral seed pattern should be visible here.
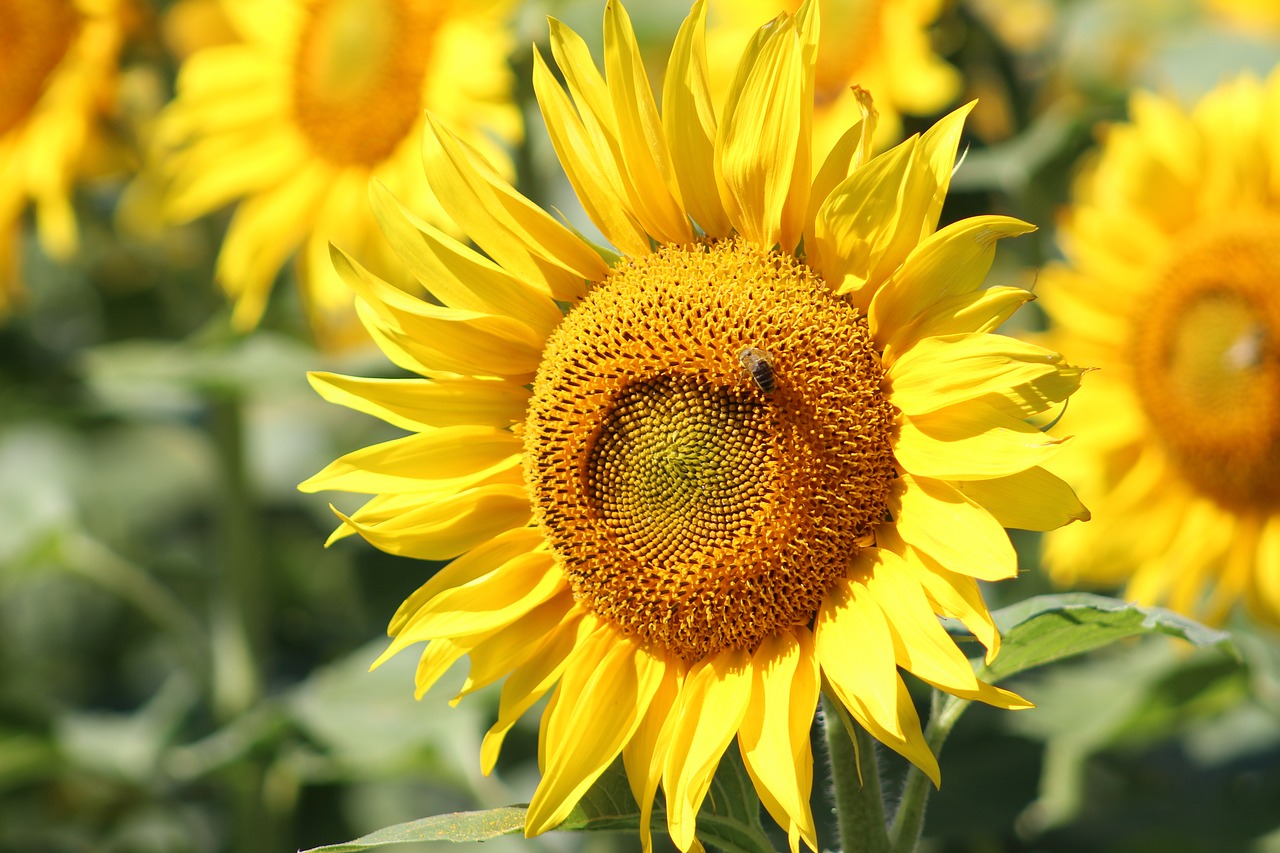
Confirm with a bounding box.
[524,238,897,662]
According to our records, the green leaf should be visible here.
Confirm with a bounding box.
[300,747,774,853]
[299,807,528,851]
[979,592,1238,685]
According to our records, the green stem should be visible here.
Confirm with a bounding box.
[208,392,282,853]
[889,692,970,853]
[209,394,265,721]
[822,690,889,853]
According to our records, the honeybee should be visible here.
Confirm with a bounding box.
[738,346,776,394]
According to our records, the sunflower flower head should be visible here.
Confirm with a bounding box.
[155,0,521,346]
[302,2,1088,850]
[1,0,131,311]
[1041,67,1280,627]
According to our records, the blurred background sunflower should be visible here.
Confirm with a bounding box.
[2,1,1280,852]
[1039,68,1280,627]
[0,0,133,311]
[153,0,522,347]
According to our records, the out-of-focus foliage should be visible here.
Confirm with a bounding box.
[2,1,1279,852]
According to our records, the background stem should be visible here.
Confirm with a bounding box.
[822,690,890,853]
[889,691,971,852]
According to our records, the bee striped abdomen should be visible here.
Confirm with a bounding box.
[738,346,776,394]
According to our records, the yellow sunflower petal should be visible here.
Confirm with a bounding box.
[603,0,692,243]
[527,631,666,836]
[869,215,1036,351]
[1201,513,1261,626]
[954,466,1091,531]
[368,180,565,335]
[387,550,562,654]
[386,527,547,637]
[887,332,1073,415]
[888,286,1037,360]
[622,665,684,853]
[405,639,468,698]
[480,610,590,775]
[895,399,1068,481]
[916,102,976,238]
[217,162,331,328]
[778,0,818,255]
[739,630,819,853]
[663,0,732,238]
[814,572,900,736]
[812,136,918,306]
[422,113,602,301]
[1249,517,1280,625]
[300,426,521,494]
[890,474,1018,581]
[458,594,576,698]
[803,114,869,271]
[306,372,530,433]
[663,650,753,852]
[873,523,1004,663]
[1131,499,1234,616]
[323,474,526,549]
[331,246,545,377]
[165,129,305,222]
[331,483,532,562]
[819,578,942,783]
[866,550,1030,709]
[715,10,804,249]
[533,46,651,256]
[322,458,527,545]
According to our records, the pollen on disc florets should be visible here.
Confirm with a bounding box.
[523,237,898,664]
[1131,216,1280,510]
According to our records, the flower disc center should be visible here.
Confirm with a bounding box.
[291,0,437,166]
[524,239,898,663]
[0,1,79,137]
[589,374,775,565]
[1132,216,1280,509]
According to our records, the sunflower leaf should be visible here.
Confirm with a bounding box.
[979,592,1239,685]
[296,807,527,851]
[298,752,773,853]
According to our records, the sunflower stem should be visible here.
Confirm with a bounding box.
[888,691,970,853]
[821,691,889,853]
[209,394,265,720]
[208,392,287,853]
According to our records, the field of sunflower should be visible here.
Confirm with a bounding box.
[3,1,1280,852]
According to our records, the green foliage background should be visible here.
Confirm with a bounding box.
[2,1,1279,851]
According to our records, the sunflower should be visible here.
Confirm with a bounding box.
[1041,68,1280,628]
[0,0,130,311]
[301,2,1087,849]
[1202,0,1280,29]
[705,0,961,154]
[155,0,521,346]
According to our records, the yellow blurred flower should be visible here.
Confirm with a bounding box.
[0,0,131,311]
[1202,0,1280,30]
[155,0,521,346]
[705,0,961,153]
[302,1,1086,850]
[1041,68,1280,626]
[160,0,239,59]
